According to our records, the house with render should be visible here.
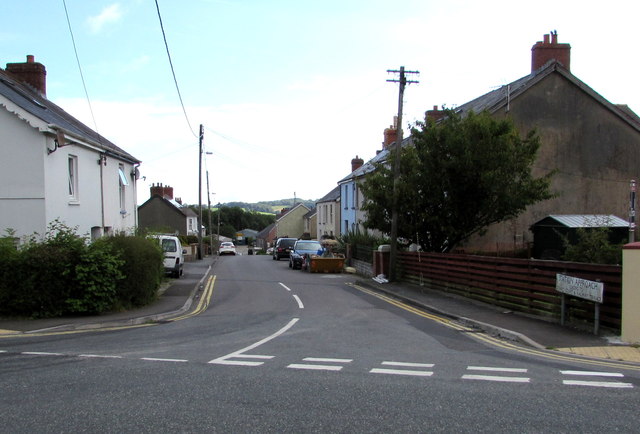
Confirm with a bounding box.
[456,33,640,253]
[316,185,341,239]
[137,183,198,236]
[273,203,310,240]
[340,33,640,254]
[338,121,408,236]
[0,56,140,240]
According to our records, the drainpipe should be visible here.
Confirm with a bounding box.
[99,153,106,235]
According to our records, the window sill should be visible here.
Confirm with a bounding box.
[68,199,80,206]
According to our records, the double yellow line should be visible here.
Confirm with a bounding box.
[349,283,640,372]
[171,275,216,322]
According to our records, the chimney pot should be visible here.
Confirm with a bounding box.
[531,32,571,72]
[6,55,47,97]
[351,155,364,172]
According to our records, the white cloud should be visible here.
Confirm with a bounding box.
[86,4,123,34]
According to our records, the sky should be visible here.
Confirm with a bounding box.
[3,0,640,206]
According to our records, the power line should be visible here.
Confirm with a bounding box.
[154,0,198,139]
[61,0,100,136]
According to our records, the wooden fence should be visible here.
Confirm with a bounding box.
[397,251,622,331]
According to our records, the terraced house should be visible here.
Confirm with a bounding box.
[0,56,140,240]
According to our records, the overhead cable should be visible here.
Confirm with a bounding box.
[154,0,198,138]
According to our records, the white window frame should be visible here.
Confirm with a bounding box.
[68,155,78,202]
[118,164,127,212]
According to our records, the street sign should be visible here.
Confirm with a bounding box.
[556,274,603,303]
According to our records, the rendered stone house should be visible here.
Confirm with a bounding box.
[455,33,640,253]
[137,183,198,236]
[274,203,310,240]
[0,56,140,240]
[303,209,317,239]
[343,33,640,254]
[316,185,341,239]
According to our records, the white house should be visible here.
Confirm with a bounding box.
[316,185,340,239]
[0,55,140,240]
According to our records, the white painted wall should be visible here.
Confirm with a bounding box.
[1,97,138,240]
[0,107,47,236]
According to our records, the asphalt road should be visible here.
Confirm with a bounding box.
[1,254,639,433]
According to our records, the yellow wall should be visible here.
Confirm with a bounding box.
[622,243,640,344]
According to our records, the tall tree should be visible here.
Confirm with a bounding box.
[361,110,554,252]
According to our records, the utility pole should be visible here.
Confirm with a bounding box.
[630,179,636,243]
[206,171,213,254]
[386,66,419,282]
[198,124,204,260]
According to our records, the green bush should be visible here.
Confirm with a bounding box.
[0,224,164,318]
[102,234,164,309]
[10,223,85,317]
[65,239,124,314]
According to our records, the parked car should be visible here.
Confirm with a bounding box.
[272,237,297,260]
[219,242,237,255]
[152,235,186,278]
[289,240,322,269]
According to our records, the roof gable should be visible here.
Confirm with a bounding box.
[455,61,640,132]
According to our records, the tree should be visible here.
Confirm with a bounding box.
[361,109,554,252]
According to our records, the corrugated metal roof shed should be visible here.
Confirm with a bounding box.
[538,215,629,228]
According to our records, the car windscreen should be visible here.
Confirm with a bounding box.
[296,242,321,251]
[161,239,177,252]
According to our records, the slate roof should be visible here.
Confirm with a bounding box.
[257,223,275,239]
[338,136,413,184]
[455,60,640,131]
[138,195,197,217]
[316,185,341,204]
[337,60,640,188]
[0,67,140,163]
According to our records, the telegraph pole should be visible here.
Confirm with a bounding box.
[387,66,419,282]
[198,124,204,260]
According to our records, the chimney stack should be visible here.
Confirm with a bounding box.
[382,116,398,149]
[351,155,364,172]
[150,183,174,200]
[531,31,571,72]
[426,105,446,122]
[6,55,47,97]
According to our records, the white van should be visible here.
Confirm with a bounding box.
[152,235,186,278]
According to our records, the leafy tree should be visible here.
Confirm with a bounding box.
[562,227,622,265]
[361,109,554,252]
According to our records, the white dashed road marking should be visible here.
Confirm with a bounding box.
[560,370,633,388]
[462,366,530,383]
[370,361,435,377]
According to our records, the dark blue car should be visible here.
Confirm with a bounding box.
[289,240,322,270]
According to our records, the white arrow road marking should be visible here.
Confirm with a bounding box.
[209,318,299,366]
[463,366,530,383]
[292,294,304,309]
[279,283,292,292]
[287,357,353,371]
[141,357,188,363]
[370,361,435,377]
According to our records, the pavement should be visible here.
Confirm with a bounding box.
[1,253,639,365]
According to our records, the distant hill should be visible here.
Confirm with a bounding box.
[219,198,316,214]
